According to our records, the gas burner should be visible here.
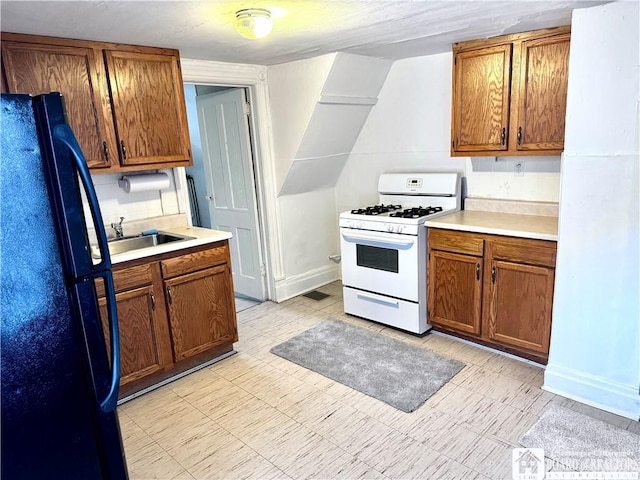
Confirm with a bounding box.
[350,204,402,215]
[389,206,443,218]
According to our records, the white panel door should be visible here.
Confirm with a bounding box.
[196,88,265,300]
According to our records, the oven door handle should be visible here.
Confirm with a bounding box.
[341,231,415,247]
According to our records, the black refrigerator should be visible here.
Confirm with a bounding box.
[1,93,128,478]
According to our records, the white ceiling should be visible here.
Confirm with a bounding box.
[1,1,605,65]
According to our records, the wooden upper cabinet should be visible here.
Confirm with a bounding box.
[451,26,570,157]
[104,51,191,167]
[452,44,511,153]
[515,34,570,151]
[0,33,193,172]
[1,40,116,169]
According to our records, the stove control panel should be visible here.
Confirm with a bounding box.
[386,224,406,233]
[406,178,423,189]
[344,220,364,230]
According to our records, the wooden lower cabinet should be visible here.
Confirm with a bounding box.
[97,240,237,397]
[429,251,483,335]
[99,283,172,387]
[428,228,556,363]
[485,260,555,354]
[165,264,236,361]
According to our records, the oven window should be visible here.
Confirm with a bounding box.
[356,244,399,273]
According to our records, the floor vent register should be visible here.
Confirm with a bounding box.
[302,290,330,301]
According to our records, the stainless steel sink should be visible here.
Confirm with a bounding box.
[91,232,195,258]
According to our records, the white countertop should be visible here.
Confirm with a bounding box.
[102,226,232,265]
[425,211,558,241]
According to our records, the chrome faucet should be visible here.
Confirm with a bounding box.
[110,217,125,239]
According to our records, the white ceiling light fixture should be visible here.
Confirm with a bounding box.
[235,8,273,40]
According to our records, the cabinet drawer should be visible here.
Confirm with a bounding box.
[96,263,154,297]
[491,240,556,267]
[429,229,484,256]
[161,245,228,278]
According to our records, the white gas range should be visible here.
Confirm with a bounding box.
[339,172,462,334]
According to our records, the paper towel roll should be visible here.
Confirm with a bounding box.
[118,173,170,193]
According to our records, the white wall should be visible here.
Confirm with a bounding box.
[544,0,640,419]
[267,54,343,297]
[278,54,392,196]
[288,49,563,296]
[276,188,340,298]
[337,53,464,212]
[267,53,335,189]
[183,84,212,228]
[87,168,182,236]
[336,52,562,212]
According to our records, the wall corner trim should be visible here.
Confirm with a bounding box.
[180,57,283,300]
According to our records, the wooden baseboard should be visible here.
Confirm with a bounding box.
[431,325,548,364]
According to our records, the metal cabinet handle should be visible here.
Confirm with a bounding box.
[476,263,480,281]
[150,291,156,311]
[166,286,173,305]
[120,140,127,160]
[501,127,506,145]
[102,141,109,163]
[491,266,496,284]
[517,126,522,145]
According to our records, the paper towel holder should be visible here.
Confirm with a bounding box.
[118,172,171,193]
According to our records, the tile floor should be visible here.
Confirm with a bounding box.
[119,281,638,479]
[235,297,262,313]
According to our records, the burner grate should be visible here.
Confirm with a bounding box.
[350,204,402,216]
[302,290,330,301]
[389,206,443,218]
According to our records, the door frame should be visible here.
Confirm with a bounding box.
[179,59,284,301]
[196,87,265,300]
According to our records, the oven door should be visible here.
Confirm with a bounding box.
[340,227,419,301]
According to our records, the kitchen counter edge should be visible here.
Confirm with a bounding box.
[108,226,232,264]
[424,211,558,241]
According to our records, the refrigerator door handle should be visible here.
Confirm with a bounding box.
[53,124,120,412]
[93,270,121,412]
[53,124,112,272]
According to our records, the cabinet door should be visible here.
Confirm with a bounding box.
[104,50,191,167]
[165,264,236,361]
[428,250,483,335]
[99,285,173,386]
[485,260,554,354]
[1,41,117,169]
[514,34,570,151]
[452,44,512,152]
